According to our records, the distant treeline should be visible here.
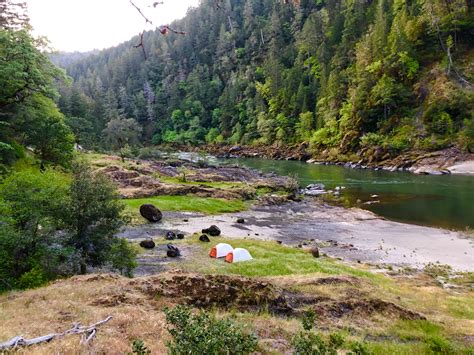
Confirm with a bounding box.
[55,0,474,158]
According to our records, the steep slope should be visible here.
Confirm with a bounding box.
[56,0,474,161]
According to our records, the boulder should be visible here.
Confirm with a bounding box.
[303,183,326,196]
[199,235,210,242]
[202,225,221,237]
[139,239,156,249]
[236,218,245,224]
[139,204,163,223]
[165,231,177,240]
[167,244,181,258]
[177,233,185,240]
[229,145,243,153]
[311,247,320,258]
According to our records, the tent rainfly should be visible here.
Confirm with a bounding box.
[209,243,234,258]
[225,248,253,263]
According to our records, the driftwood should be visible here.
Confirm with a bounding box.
[0,316,112,350]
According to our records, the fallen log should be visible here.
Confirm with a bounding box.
[0,316,112,350]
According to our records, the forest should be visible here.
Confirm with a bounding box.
[53,0,474,160]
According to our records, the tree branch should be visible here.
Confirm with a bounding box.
[129,1,186,60]
[0,316,113,350]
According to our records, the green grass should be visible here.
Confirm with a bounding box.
[123,195,247,215]
[175,238,374,279]
[157,175,247,189]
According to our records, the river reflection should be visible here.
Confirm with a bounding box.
[225,157,474,230]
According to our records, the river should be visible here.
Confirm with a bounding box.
[222,157,474,231]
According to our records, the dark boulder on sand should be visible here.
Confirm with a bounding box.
[167,244,181,258]
[199,235,210,242]
[202,225,221,236]
[139,239,156,249]
[139,204,162,223]
[165,231,177,240]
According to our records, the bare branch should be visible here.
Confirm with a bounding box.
[0,316,113,350]
[129,0,153,25]
[129,1,186,59]
[133,31,147,60]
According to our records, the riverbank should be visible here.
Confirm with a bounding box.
[120,199,474,273]
[86,152,474,271]
[1,154,473,354]
[198,144,474,176]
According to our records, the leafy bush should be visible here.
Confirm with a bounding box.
[458,118,474,152]
[428,112,454,135]
[163,305,258,354]
[109,239,137,277]
[16,266,47,289]
[292,332,347,355]
[292,310,346,355]
[359,133,384,148]
[129,339,151,355]
[347,341,373,355]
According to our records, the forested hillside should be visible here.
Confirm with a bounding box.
[0,0,74,173]
[57,0,474,159]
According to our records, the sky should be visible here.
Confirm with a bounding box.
[26,0,200,52]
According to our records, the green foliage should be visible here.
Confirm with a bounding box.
[53,0,474,155]
[16,266,47,290]
[109,239,137,277]
[459,119,474,152]
[0,169,72,291]
[103,117,143,150]
[1,28,73,168]
[302,310,316,331]
[63,161,126,274]
[0,163,132,290]
[163,305,258,355]
[129,339,151,355]
[292,326,346,354]
[360,133,384,148]
[347,341,373,355]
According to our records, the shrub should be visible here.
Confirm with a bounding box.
[16,266,47,289]
[129,339,151,355]
[428,112,454,135]
[109,239,137,277]
[359,133,384,148]
[347,341,373,355]
[292,332,346,355]
[291,310,346,355]
[458,118,474,152]
[163,305,258,354]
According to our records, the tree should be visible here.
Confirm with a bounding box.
[0,169,73,290]
[103,117,143,150]
[0,0,29,30]
[62,162,126,274]
[16,94,75,167]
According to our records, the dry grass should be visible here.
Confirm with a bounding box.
[0,274,170,354]
[1,238,473,354]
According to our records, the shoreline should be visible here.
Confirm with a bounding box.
[120,199,474,273]
[192,144,474,176]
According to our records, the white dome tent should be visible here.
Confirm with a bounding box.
[209,243,234,258]
[225,248,253,263]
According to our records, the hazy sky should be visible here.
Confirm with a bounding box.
[26,0,200,52]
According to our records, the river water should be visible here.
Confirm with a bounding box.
[222,158,474,231]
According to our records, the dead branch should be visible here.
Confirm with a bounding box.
[130,0,153,25]
[133,31,147,60]
[129,0,186,59]
[0,316,113,350]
